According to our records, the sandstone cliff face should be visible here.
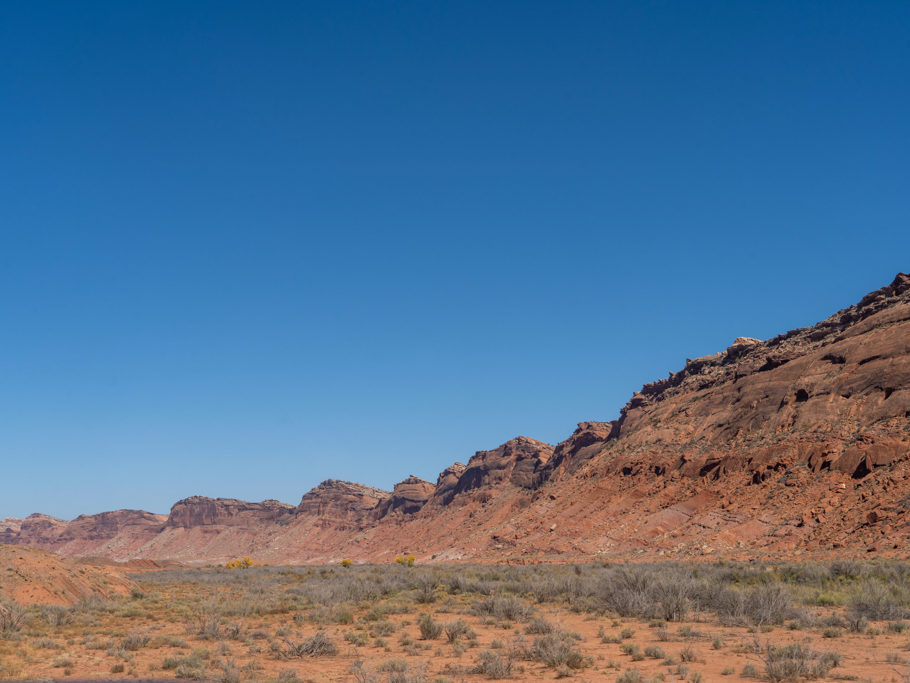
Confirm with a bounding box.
[543,422,616,480]
[295,480,390,527]
[515,272,910,558]
[4,274,909,563]
[609,272,910,477]
[0,514,67,547]
[58,510,167,546]
[430,463,467,506]
[0,511,166,559]
[374,476,436,518]
[166,497,294,528]
[444,437,555,502]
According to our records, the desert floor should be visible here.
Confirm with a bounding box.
[3,560,910,682]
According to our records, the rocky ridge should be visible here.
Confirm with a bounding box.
[2,274,908,563]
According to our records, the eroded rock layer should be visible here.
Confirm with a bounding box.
[375,476,436,518]
[3,274,908,563]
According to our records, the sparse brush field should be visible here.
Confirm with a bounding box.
[3,561,910,681]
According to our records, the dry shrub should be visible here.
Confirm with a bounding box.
[525,617,556,634]
[445,618,475,642]
[41,605,73,627]
[473,594,533,621]
[0,601,26,635]
[713,584,794,626]
[187,605,223,639]
[163,654,207,680]
[762,643,840,682]
[417,613,442,640]
[473,649,514,679]
[413,575,438,604]
[527,631,586,669]
[848,580,908,621]
[278,631,337,658]
[121,630,150,650]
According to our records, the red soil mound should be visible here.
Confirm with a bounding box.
[0,544,138,605]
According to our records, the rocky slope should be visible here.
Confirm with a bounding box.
[3,274,908,563]
[0,544,139,605]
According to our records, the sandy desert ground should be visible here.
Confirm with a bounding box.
[4,558,910,682]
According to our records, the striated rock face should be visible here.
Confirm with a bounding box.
[0,511,165,558]
[295,480,390,527]
[166,497,294,529]
[4,273,909,563]
[613,272,910,470]
[543,421,617,480]
[445,437,555,502]
[374,476,436,518]
[430,462,468,506]
[60,510,166,542]
[533,272,910,557]
[0,514,66,546]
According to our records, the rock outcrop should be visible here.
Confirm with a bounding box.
[0,514,68,547]
[0,511,166,558]
[445,437,555,502]
[166,497,294,528]
[3,273,909,563]
[295,480,390,527]
[375,476,436,518]
[543,421,616,480]
[430,462,468,506]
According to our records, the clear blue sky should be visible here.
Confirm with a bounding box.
[2,2,908,520]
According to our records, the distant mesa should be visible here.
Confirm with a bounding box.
[166,497,294,529]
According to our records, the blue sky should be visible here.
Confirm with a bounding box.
[2,2,908,520]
